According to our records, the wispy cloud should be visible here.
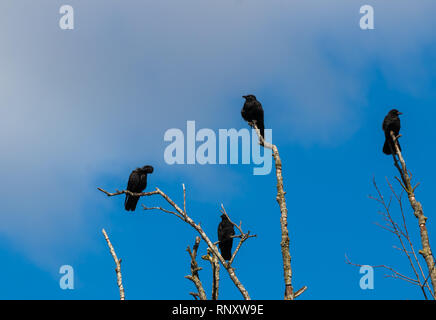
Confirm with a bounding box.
[0,0,434,268]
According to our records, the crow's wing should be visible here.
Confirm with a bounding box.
[218,222,223,241]
[241,104,249,122]
[255,101,264,121]
[127,171,140,192]
[230,225,235,237]
[382,115,390,132]
[139,173,148,191]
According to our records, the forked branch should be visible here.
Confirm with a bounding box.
[349,177,434,299]
[185,236,207,300]
[98,185,252,300]
[219,204,257,265]
[202,247,220,300]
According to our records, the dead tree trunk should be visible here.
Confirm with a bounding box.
[390,131,436,297]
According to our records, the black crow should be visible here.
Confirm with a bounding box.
[241,95,265,139]
[218,214,235,261]
[124,165,154,211]
[382,109,402,155]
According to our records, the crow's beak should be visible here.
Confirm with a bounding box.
[398,112,403,115]
[242,95,247,99]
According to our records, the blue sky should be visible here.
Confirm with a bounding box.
[0,0,435,299]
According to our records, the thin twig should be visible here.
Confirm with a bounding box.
[294,286,308,298]
[345,254,418,285]
[219,204,257,266]
[102,228,125,300]
[183,184,187,215]
[202,247,220,300]
[142,205,184,220]
[98,187,159,198]
[368,179,432,299]
[185,236,207,300]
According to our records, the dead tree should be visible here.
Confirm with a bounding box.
[98,185,256,300]
[387,131,436,296]
[347,130,435,299]
[251,122,307,300]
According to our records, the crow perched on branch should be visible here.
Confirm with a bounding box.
[218,214,235,261]
[241,95,265,139]
[382,109,402,155]
[124,165,154,211]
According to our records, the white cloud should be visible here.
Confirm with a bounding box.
[0,0,434,267]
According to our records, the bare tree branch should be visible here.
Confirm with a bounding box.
[387,179,434,297]
[189,292,200,300]
[219,204,257,265]
[183,183,187,215]
[294,286,308,298]
[142,204,184,220]
[389,131,436,298]
[102,228,125,300]
[185,236,207,300]
[355,177,434,299]
[345,254,419,286]
[97,187,159,198]
[202,247,220,300]
[98,186,252,300]
[373,180,424,282]
[251,122,297,300]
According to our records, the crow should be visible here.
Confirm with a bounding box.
[124,165,154,211]
[382,109,402,155]
[241,95,265,139]
[218,214,235,261]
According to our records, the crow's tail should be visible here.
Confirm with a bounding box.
[124,194,139,211]
[383,138,393,155]
[219,240,233,261]
[259,123,265,140]
[383,136,402,155]
[221,248,232,261]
